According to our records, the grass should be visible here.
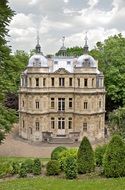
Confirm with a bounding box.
[0,177,125,190]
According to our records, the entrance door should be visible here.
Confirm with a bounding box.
[57,118,65,135]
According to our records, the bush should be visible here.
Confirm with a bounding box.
[11,161,21,175]
[64,156,77,179]
[59,148,77,171]
[51,146,67,160]
[95,144,107,166]
[0,162,13,178]
[46,160,60,176]
[24,159,34,173]
[103,135,125,177]
[77,136,95,174]
[33,158,41,175]
[19,162,27,178]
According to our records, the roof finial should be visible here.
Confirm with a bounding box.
[62,36,65,47]
[84,31,89,54]
[35,30,41,54]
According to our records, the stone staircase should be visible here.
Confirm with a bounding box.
[48,136,74,144]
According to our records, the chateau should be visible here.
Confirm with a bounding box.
[19,35,105,143]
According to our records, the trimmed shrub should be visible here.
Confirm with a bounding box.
[46,160,60,176]
[24,159,34,173]
[77,136,95,174]
[64,156,77,179]
[33,158,41,175]
[0,162,13,178]
[51,146,67,160]
[11,161,20,175]
[59,148,78,171]
[103,135,125,178]
[19,163,27,178]
[95,144,107,166]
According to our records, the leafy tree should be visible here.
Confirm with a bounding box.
[51,146,67,160]
[95,144,107,166]
[109,107,125,138]
[77,136,95,174]
[103,135,125,177]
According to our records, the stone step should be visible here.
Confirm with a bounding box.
[48,137,74,144]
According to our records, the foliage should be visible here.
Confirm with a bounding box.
[103,135,125,178]
[11,161,20,175]
[77,137,95,174]
[33,158,41,175]
[51,146,67,160]
[64,156,77,179]
[0,162,13,178]
[24,159,34,173]
[46,160,61,176]
[109,107,125,138]
[95,144,107,166]
[59,148,78,171]
[0,104,17,143]
[19,162,27,178]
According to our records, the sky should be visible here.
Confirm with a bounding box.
[8,0,125,55]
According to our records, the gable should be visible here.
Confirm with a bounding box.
[54,68,70,74]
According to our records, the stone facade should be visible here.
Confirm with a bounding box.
[19,41,105,143]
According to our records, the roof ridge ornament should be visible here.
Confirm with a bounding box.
[84,31,89,54]
[62,36,65,47]
[35,30,41,54]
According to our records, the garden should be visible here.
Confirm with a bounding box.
[0,135,125,190]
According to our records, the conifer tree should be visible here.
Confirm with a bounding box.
[77,136,95,174]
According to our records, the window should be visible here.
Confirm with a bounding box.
[43,78,46,86]
[68,118,72,129]
[36,101,39,109]
[58,118,65,129]
[83,123,87,132]
[69,98,72,108]
[23,120,25,128]
[51,98,55,109]
[51,78,54,86]
[100,78,103,87]
[36,78,39,87]
[29,78,32,87]
[84,101,88,109]
[22,101,24,107]
[78,78,80,87]
[59,78,65,86]
[84,78,88,87]
[36,122,39,131]
[69,78,72,86]
[29,127,32,134]
[99,100,101,108]
[92,78,94,87]
[51,118,55,129]
[58,98,65,111]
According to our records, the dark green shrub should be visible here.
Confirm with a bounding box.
[103,135,125,178]
[0,162,13,178]
[11,161,20,175]
[33,158,41,175]
[58,148,77,171]
[77,136,95,174]
[95,144,107,166]
[24,159,34,173]
[51,146,67,160]
[19,163,27,178]
[46,160,60,176]
[64,156,77,179]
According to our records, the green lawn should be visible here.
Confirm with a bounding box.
[0,177,125,190]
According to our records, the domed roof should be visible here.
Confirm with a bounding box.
[77,54,97,68]
[28,54,48,67]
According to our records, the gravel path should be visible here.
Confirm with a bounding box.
[0,125,79,158]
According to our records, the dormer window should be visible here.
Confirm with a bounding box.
[54,61,58,64]
[67,61,71,64]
